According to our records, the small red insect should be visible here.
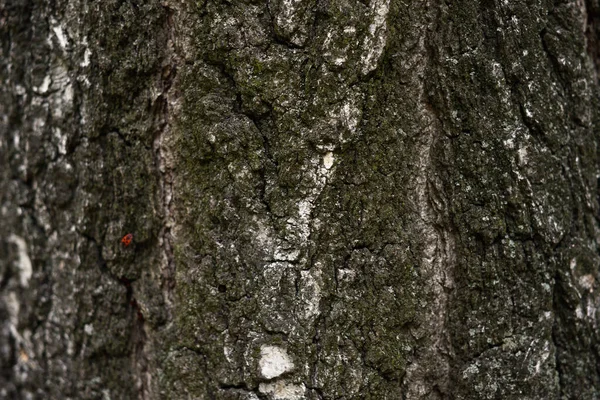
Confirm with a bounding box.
[121,233,133,247]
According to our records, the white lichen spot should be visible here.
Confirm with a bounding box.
[222,330,236,363]
[325,96,362,144]
[81,48,91,67]
[273,0,307,45]
[8,235,32,287]
[462,363,480,379]
[586,297,597,320]
[579,274,595,292]
[254,218,274,253]
[337,268,356,282]
[300,267,322,320]
[541,282,551,293]
[37,76,52,94]
[5,292,20,331]
[52,24,69,49]
[518,146,528,165]
[340,97,361,136]
[570,258,577,270]
[15,85,26,96]
[274,247,300,262]
[344,26,356,34]
[294,198,313,242]
[576,304,584,319]
[84,324,94,335]
[539,341,550,364]
[54,127,67,155]
[258,381,305,400]
[224,345,233,363]
[48,65,73,119]
[63,83,74,105]
[32,117,45,135]
[491,62,503,79]
[102,389,112,400]
[259,345,294,379]
[361,0,391,75]
[323,152,334,170]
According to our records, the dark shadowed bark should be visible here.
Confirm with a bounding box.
[1,0,600,399]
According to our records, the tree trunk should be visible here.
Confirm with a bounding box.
[2,0,600,398]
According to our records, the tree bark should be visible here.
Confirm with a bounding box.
[1,0,600,398]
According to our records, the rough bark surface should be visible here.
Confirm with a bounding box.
[1,0,600,399]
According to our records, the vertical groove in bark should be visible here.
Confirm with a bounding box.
[400,0,455,397]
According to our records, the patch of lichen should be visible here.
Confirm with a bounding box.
[175,64,267,232]
[309,235,417,385]
[168,51,275,392]
[306,129,422,396]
